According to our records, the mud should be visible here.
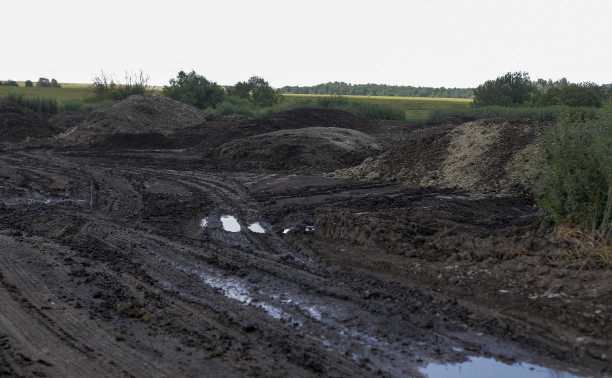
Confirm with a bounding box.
[0,102,610,377]
[0,101,60,144]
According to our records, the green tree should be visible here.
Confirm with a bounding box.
[163,70,225,109]
[473,72,535,107]
[535,84,602,107]
[50,78,61,88]
[25,80,33,87]
[36,77,51,87]
[228,76,281,107]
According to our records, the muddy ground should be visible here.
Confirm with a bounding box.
[0,103,610,377]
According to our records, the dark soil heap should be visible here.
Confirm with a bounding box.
[212,126,382,172]
[49,110,90,132]
[332,118,543,194]
[0,101,59,143]
[60,95,208,146]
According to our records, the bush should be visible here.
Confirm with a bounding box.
[25,80,33,87]
[36,77,51,87]
[228,76,282,107]
[535,84,602,107]
[427,105,599,122]
[50,79,61,88]
[90,70,152,102]
[531,107,612,241]
[2,93,58,114]
[163,70,224,110]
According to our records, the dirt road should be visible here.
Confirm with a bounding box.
[0,148,610,377]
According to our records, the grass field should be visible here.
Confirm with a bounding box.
[1,82,474,119]
[282,94,473,121]
[0,82,92,104]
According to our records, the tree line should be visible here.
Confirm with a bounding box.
[0,78,61,88]
[280,82,474,98]
[473,72,611,108]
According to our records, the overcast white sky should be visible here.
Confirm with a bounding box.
[1,0,610,88]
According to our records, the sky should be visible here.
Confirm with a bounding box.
[1,0,611,88]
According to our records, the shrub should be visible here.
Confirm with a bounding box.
[2,93,58,114]
[531,107,612,241]
[36,77,51,87]
[90,70,152,102]
[163,70,224,109]
[228,76,282,107]
[535,84,602,107]
[25,80,33,87]
[50,78,61,88]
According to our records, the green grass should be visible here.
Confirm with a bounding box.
[0,83,92,105]
[428,105,600,122]
[283,94,472,121]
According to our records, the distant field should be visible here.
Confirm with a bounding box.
[282,94,472,120]
[0,83,92,104]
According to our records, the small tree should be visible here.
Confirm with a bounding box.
[25,80,33,87]
[163,70,225,109]
[50,78,61,88]
[36,77,51,87]
[2,80,19,87]
[473,72,534,107]
[228,76,281,107]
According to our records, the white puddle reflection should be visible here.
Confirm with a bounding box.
[200,218,208,228]
[220,215,241,232]
[419,356,579,378]
[248,222,265,233]
[283,228,292,234]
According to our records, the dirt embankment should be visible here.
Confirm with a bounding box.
[331,118,543,194]
[0,101,60,144]
[58,95,208,146]
[212,126,382,172]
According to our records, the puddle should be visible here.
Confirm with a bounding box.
[305,225,315,232]
[419,356,580,378]
[220,215,241,232]
[283,228,292,234]
[200,218,208,228]
[247,222,265,233]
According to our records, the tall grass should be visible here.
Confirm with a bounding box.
[427,105,599,122]
[61,99,114,112]
[2,93,58,114]
[531,107,612,242]
[210,95,406,121]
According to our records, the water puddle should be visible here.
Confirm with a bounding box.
[200,218,208,228]
[283,228,292,234]
[220,215,241,232]
[247,222,265,233]
[419,356,581,378]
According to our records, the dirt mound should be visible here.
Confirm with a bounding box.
[332,118,542,194]
[211,126,382,172]
[59,95,207,145]
[0,101,59,143]
[48,110,90,132]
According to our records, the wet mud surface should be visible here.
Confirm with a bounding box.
[0,148,610,377]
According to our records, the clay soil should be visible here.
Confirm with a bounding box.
[0,105,610,377]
